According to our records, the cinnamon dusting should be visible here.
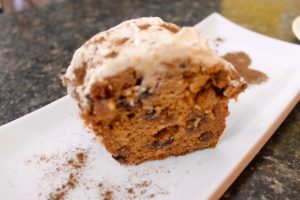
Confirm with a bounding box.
[48,151,88,200]
[104,50,118,58]
[114,37,129,46]
[73,63,87,86]
[138,24,151,30]
[160,23,180,33]
[98,179,167,199]
[222,51,268,84]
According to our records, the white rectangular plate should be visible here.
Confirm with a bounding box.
[1,13,300,200]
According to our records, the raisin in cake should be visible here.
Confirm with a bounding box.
[62,17,246,164]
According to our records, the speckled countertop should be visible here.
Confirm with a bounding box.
[0,0,299,199]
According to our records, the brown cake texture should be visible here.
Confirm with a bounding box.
[62,17,246,164]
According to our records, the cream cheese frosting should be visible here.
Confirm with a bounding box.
[63,17,241,107]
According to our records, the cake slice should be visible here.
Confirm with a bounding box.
[62,17,246,164]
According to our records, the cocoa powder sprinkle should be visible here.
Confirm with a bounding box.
[127,188,134,194]
[25,149,89,200]
[222,51,268,84]
[103,191,113,200]
[26,148,168,199]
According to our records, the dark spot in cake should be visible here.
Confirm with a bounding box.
[143,108,165,121]
[182,71,194,78]
[201,115,207,122]
[118,95,126,100]
[199,131,214,142]
[160,23,180,33]
[113,146,131,162]
[143,110,157,120]
[138,24,151,30]
[179,62,186,68]
[112,154,127,162]
[95,120,103,126]
[151,125,178,148]
[135,77,143,85]
[108,123,114,130]
[213,86,225,96]
[132,70,137,78]
[118,99,131,109]
[140,89,152,99]
[85,94,91,101]
[117,96,132,109]
[186,114,207,132]
[127,113,135,119]
[151,136,174,148]
[156,125,179,137]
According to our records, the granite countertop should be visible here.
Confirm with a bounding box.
[0,0,299,199]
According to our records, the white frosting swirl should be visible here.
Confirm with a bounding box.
[63,17,238,105]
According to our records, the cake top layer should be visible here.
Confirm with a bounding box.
[63,17,245,104]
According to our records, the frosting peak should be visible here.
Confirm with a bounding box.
[63,17,238,106]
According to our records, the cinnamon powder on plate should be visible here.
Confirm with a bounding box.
[48,151,88,200]
[222,51,268,84]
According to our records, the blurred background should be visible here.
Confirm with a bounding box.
[1,0,300,41]
[1,0,63,13]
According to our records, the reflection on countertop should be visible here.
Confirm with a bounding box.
[0,0,299,199]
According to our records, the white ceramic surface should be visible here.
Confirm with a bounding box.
[0,13,300,200]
